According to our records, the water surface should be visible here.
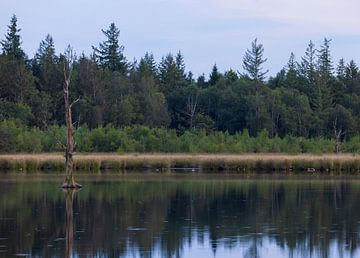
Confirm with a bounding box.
[0,174,360,258]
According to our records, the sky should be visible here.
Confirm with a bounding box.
[1,0,360,77]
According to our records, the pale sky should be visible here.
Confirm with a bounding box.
[1,0,360,77]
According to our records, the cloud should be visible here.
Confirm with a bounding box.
[210,0,360,34]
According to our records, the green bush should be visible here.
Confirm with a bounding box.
[0,119,358,154]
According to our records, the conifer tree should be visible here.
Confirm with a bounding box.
[159,52,187,93]
[33,34,60,92]
[284,53,299,89]
[32,34,61,127]
[336,58,346,81]
[318,38,333,80]
[242,38,268,82]
[209,64,221,85]
[93,23,128,74]
[314,38,333,111]
[1,15,25,60]
[138,52,157,78]
[300,41,316,85]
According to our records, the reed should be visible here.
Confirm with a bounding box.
[0,153,360,174]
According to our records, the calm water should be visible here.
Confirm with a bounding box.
[0,174,360,258]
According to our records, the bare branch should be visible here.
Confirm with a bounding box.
[70,97,81,108]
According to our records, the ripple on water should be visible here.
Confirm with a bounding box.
[54,237,65,241]
[127,227,147,231]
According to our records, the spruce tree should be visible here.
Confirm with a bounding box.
[138,52,157,78]
[317,38,333,81]
[336,58,346,81]
[93,23,128,74]
[159,52,186,93]
[209,64,221,85]
[314,38,333,111]
[1,15,25,60]
[242,38,268,82]
[285,53,299,89]
[300,41,316,85]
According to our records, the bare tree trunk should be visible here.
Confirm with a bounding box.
[186,91,199,130]
[61,46,81,189]
[333,117,343,155]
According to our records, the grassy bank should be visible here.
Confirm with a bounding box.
[2,153,360,174]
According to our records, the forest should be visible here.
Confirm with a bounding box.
[1,15,360,153]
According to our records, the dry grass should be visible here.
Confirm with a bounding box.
[1,153,360,173]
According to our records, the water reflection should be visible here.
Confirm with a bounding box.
[64,189,77,258]
[0,175,360,258]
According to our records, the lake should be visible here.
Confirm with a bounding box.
[0,174,360,258]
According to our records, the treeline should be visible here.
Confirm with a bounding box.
[1,15,360,151]
[2,121,360,154]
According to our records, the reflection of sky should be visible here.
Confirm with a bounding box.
[118,231,360,258]
[1,0,360,77]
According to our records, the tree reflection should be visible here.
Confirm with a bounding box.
[1,179,360,258]
[64,188,78,258]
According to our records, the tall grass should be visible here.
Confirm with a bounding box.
[1,153,360,174]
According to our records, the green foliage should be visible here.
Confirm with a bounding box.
[242,38,268,82]
[1,15,25,60]
[0,101,33,124]
[1,16,360,149]
[0,121,359,154]
[92,22,128,74]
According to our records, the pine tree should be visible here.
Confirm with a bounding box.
[337,58,346,78]
[345,60,360,94]
[285,53,299,89]
[35,34,56,62]
[314,38,333,111]
[224,69,238,84]
[175,51,186,77]
[159,52,186,93]
[33,34,60,92]
[138,52,157,78]
[300,40,316,85]
[287,52,296,71]
[317,38,333,81]
[93,23,128,74]
[209,64,221,85]
[32,34,61,127]
[242,38,268,82]
[1,15,25,60]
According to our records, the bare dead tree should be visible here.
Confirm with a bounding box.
[185,89,199,130]
[61,46,81,189]
[333,116,344,155]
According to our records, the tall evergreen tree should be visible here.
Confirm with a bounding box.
[1,15,25,60]
[317,38,333,79]
[209,64,221,85]
[159,52,187,94]
[93,23,128,74]
[345,60,360,94]
[300,41,316,86]
[242,38,268,82]
[33,34,60,92]
[284,53,300,90]
[336,58,346,81]
[138,52,157,78]
[31,34,61,127]
[313,38,333,111]
[175,51,186,78]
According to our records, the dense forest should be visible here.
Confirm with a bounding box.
[1,15,360,153]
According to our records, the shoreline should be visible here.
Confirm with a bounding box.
[1,153,360,174]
